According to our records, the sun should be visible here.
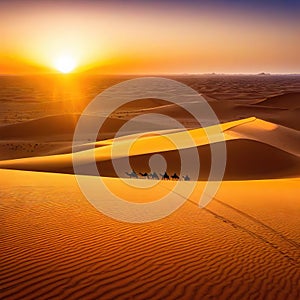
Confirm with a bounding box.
[53,55,77,73]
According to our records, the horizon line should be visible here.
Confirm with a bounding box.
[1,72,300,76]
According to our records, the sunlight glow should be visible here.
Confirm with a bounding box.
[0,1,298,74]
[53,55,77,73]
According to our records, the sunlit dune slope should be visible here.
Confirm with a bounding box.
[226,118,300,156]
[0,117,299,179]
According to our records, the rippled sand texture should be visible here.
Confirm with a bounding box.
[1,170,299,299]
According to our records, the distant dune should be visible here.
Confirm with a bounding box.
[119,93,300,130]
[0,114,83,140]
[253,92,300,108]
[0,113,172,141]
[0,91,298,145]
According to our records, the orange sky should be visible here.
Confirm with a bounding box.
[0,1,299,74]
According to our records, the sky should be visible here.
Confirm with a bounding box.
[0,0,299,74]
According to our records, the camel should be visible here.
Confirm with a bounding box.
[125,171,138,179]
[182,175,190,181]
[160,172,170,180]
[171,173,180,180]
[139,172,150,179]
[149,172,159,180]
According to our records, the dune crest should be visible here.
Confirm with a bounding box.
[225,118,300,156]
[0,117,299,179]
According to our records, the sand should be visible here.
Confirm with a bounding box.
[1,169,299,299]
[0,117,299,179]
[1,75,300,299]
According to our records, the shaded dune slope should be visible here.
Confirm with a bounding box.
[0,113,168,141]
[253,92,300,109]
[226,118,300,156]
[67,139,299,180]
[126,93,300,130]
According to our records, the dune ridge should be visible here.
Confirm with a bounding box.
[0,117,299,179]
[225,118,300,156]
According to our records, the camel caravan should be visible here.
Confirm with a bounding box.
[125,170,190,181]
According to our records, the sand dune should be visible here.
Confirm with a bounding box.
[126,99,236,125]
[0,118,299,179]
[88,139,298,180]
[0,116,251,165]
[0,112,178,160]
[0,113,165,141]
[226,118,300,156]
[1,169,299,299]
[0,139,298,180]
[111,97,169,111]
[0,89,298,149]
[0,114,82,140]
[253,92,300,109]
[124,93,300,130]
[262,108,300,131]
[1,103,298,161]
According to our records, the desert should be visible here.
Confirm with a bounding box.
[1,74,299,299]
